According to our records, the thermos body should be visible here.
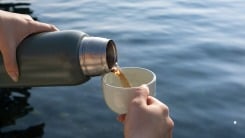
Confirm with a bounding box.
[0,30,117,87]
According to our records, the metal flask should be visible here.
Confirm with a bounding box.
[0,30,118,87]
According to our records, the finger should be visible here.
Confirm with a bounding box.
[130,85,150,107]
[117,114,126,123]
[147,96,169,107]
[147,96,171,116]
[2,47,19,82]
[166,119,174,138]
[29,20,59,33]
[22,14,34,21]
[165,131,173,138]
[147,96,162,105]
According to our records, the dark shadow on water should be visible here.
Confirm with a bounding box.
[0,88,32,127]
[0,2,44,138]
[0,88,45,138]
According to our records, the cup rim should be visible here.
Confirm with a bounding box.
[102,67,156,89]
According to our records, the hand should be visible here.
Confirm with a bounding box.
[0,10,58,81]
[117,85,174,138]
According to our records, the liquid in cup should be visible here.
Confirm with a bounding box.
[111,65,131,88]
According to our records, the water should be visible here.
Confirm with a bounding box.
[1,0,245,137]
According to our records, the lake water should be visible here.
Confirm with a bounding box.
[1,0,245,138]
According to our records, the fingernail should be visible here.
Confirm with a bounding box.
[9,72,19,82]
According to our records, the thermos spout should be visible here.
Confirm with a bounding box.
[79,36,117,76]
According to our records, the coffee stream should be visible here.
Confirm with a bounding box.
[111,64,131,88]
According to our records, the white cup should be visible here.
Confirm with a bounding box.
[102,67,156,114]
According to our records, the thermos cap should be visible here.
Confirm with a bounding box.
[79,36,118,76]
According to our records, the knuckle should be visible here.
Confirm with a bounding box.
[24,20,35,33]
[130,98,142,107]
[50,24,58,31]
[168,117,174,129]
[160,104,170,116]
[24,14,33,20]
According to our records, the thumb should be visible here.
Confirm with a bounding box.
[2,46,19,82]
[130,85,150,108]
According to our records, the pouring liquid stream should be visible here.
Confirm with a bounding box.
[111,65,131,88]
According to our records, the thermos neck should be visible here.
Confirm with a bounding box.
[79,36,118,76]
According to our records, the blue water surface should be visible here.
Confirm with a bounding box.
[3,0,245,138]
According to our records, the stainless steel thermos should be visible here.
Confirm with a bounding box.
[0,30,118,87]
